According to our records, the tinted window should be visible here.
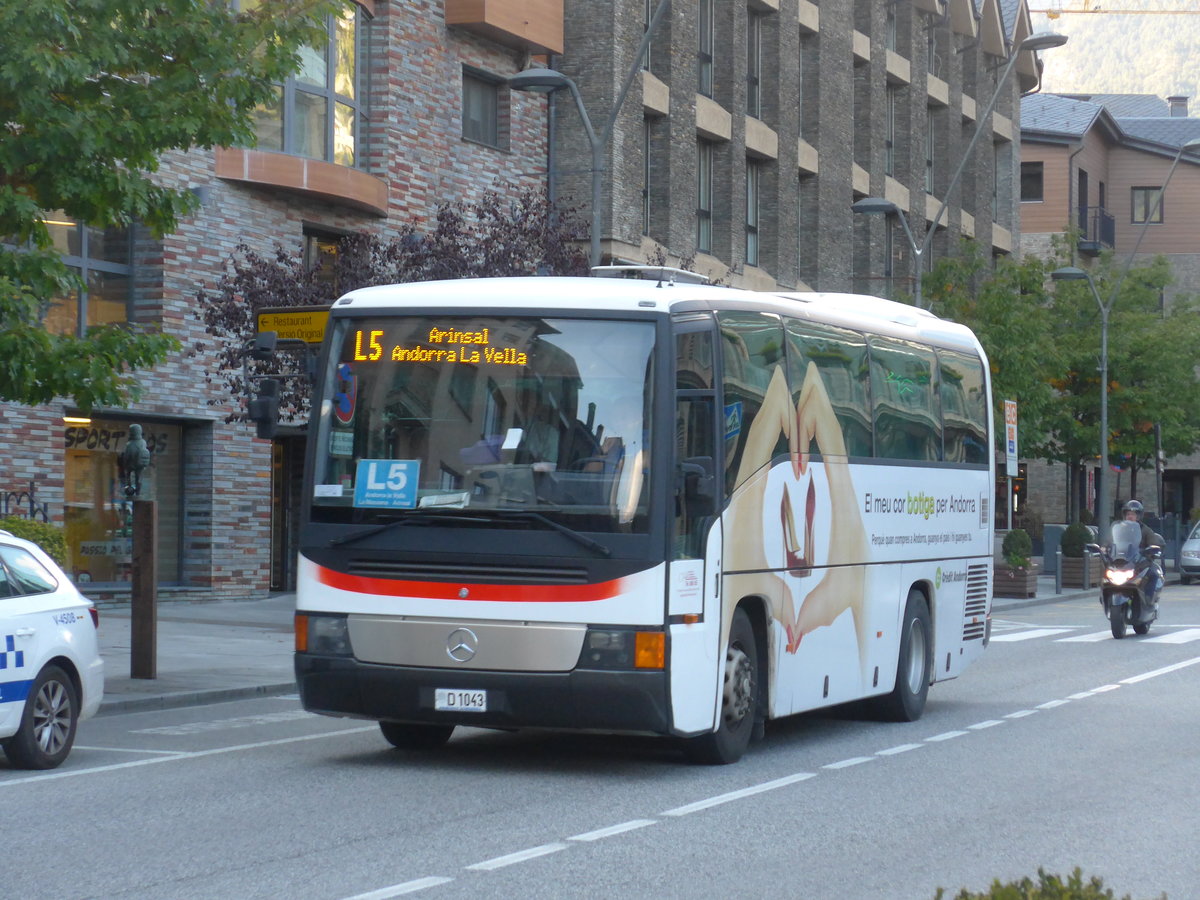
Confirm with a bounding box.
[939,349,989,464]
[870,338,940,462]
[787,319,872,459]
[0,546,59,595]
[719,312,787,491]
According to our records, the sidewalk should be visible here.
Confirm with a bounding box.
[93,572,1183,716]
[96,592,297,716]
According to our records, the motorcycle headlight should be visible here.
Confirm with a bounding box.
[1106,569,1133,586]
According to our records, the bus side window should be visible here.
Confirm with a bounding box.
[938,349,989,464]
[718,312,786,493]
[674,326,717,559]
[869,338,941,462]
[786,318,873,460]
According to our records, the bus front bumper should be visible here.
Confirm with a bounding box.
[295,654,672,735]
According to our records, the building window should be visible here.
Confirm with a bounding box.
[885,4,897,52]
[642,119,652,236]
[643,0,654,71]
[304,227,350,292]
[925,112,936,194]
[1132,186,1164,224]
[747,10,762,119]
[698,0,714,98]
[248,3,365,167]
[463,69,503,148]
[746,160,760,266]
[885,88,897,177]
[697,140,714,253]
[37,213,133,338]
[63,418,183,585]
[1020,162,1044,202]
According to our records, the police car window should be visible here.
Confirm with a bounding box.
[0,547,58,595]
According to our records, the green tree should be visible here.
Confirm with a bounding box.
[0,0,341,412]
[1050,255,1200,497]
[923,243,1062,455]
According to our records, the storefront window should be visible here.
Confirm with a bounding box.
[63,419,182,585]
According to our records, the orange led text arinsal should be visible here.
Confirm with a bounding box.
[352,328,527,365]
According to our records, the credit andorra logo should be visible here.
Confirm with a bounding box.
[935,567,968,589]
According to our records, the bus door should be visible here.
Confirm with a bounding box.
[668,316,724,734]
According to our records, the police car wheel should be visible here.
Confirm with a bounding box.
[3,665,79,770]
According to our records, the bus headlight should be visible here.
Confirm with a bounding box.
[296,613,353,657]
[578,628,664,670]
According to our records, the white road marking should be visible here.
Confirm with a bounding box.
[925,730,968,742]
[132,709,314,735]
[341,876,454,899]
[877,743,922,756]
[466,844,567,871]
[568,819,657,842]
[1037,699,1069,709]
[1145,628,1200,644]
[822,756,875,769]
[1004,710,1037,719]
[1067,691,1097,700]
[1119,655,1200,684]
[0,726,377,788]
[660,771,816,816]
[1091,684,1121,693]
[990,628,1075,642]
[72,746,188,756]
[968,720,1004,730]
[1057,631,1113,643]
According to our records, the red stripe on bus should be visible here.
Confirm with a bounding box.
[314,565,628,603]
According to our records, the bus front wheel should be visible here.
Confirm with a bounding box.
[684,607,758,765]
[873,590,931,722]
[379,721,455,750]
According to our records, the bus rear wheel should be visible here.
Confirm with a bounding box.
[684,607,758,765]
[379,721,455,750]
[873,590,931,722]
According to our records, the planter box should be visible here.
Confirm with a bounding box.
[993,563,1039,598]
[1060,554,1103,588]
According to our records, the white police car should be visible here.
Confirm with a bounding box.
[0,530,104,769]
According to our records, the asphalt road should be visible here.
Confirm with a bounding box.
[4,587,1198,900]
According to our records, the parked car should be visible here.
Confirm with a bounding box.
[0,530,104,769]
[1181,520,1200,586]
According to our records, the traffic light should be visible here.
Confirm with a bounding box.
[248,378,280,440]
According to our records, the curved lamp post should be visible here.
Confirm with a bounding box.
[853,31,1067,308]
[1050,136,1200,534]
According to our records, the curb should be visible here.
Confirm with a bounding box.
[97,682,297,717]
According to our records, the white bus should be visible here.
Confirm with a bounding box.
[294,270,994,764]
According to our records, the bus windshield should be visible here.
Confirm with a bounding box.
[310,315,655,533]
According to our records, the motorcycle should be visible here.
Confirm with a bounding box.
[1086,520,1162,639]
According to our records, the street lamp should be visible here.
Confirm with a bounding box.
[1050,135,1200,534]
[508,68,603,268]
[1051,266,1110,535]
[509,1,670,269]
[853,31,1067,308]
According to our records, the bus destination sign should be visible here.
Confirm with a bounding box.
[352,326,528,366]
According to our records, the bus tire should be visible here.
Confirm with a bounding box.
[684,607,758,765]
[379,721,455,750]
[874,590,931,722]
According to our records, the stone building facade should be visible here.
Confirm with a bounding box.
[1,0,1047,601]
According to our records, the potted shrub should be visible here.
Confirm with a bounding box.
[994,528,1038,598]
[1059,521,1102,588]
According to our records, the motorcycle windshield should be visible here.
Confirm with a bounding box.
[1110,520,1142,562]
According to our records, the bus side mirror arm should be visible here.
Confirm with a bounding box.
[679,456,715,502]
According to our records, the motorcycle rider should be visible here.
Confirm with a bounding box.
[1116,499,1163,599]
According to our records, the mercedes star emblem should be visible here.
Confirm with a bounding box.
[446,627,479,662]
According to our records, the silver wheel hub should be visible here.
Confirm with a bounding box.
[904,618,927,694]
[33,680,72,755]
[722,644,753,726]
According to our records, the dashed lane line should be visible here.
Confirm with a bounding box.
[342,877,455,899]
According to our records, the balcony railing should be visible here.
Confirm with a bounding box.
[1078,205,1115,256]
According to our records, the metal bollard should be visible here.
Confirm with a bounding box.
[1082,548,1091,591]
[1055,550,1063,594]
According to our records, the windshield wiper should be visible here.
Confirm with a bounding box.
[329,512,492,547]
[489,510,612,558]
